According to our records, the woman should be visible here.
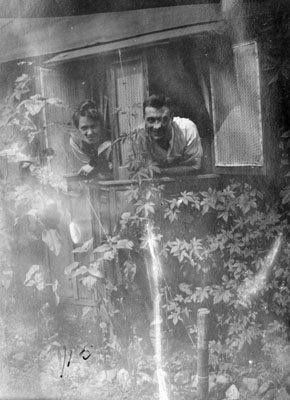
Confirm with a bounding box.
[70,100,112,177]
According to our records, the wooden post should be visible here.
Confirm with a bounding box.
[197,308,210,400]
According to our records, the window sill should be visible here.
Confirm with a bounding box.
[63,169,220,186]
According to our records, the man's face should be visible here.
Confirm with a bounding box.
[144,106,172,141]
[78,115,102,145]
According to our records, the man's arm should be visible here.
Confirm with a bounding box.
[181,121,203,169]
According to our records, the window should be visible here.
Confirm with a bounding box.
[211,41,265,173]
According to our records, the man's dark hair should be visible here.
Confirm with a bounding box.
[72,100,104,128]
[143,94,174,117]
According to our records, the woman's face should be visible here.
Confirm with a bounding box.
[78,116,102,145]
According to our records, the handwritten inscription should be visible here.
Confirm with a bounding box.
[60,345,95,378]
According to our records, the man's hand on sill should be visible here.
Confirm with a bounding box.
[78,164,95,176]
[63,167,113,182]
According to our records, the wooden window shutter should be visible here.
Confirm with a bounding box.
[36,67,99,306]
[107,56,148,178]
[37,67,87,175]
[211,41,265,175]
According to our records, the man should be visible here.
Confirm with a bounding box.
[128,94,203,171]
[70,100,112,176]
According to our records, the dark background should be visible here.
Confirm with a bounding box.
[0,0,263,17]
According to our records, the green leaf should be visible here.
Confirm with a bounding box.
[42,229,61,256]
[136,202,155,217]
[51,341,61,347]
[218,211,229,222]
[179,283,192,295]
[24,265,40,284]
[54,291,60,306]
[30,272,45,291]
[149,164,161,174]
[45,98,65,107]
[26,209,39,218]
[52,280,58,293]
[72,238,93,253]
[93,243,111,253]
[190,238,203,258]
[121,212,131,220]
[0,144,30,162]
[123,260,137,283]
[282,130,290,139]
[69,221,82,244]
[1,270,13,290]
[140,232,163,250]
[88,262,104,279]
[184,307,190,318]
[194,286,210,303]
[15,74,29,83]
[227,242,243,255]
[64,261,80,275]
[281,189,290,204]
[34,272,43,283]
[71,265,88,278]
[103,250,116,260]
[80,275,97,290]
[25,280,35,287]
[213,289,232,304]
[36,282,45,291]
[116,239,134,250]
[18,98,45,116]
[164,208,180,222]
[81,307,92,318]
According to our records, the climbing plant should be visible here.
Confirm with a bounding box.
[67,159,290,381]
[0,63,69,361]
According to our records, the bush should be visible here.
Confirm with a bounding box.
[78,176,290,376]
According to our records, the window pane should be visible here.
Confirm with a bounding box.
[212,41,263,167]
[115,59,145,165]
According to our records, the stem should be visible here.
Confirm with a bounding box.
[86,195,109,240]
[197,308,210,400]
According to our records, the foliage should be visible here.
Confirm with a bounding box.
[0,64,70,370]
[249,4,290,211]
[160,181,290,372]
[0,63,70,278]
[1,7,290,398]
[71,166,290,380]
[2,39,290,397]
[1,69,66,234]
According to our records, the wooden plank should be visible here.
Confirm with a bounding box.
[114,57,146,165]
[257,41,279,179]
[92,173,220,187]
[46,22,222,64]
[38,67,97,303]
[107,66,121,179]
[0,4,221,63]
[39,66,87,175]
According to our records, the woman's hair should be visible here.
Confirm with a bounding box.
[143,94,173,117]
[72,100,104,128]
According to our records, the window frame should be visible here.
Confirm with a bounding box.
[210,40,276,177]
